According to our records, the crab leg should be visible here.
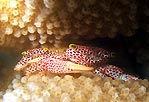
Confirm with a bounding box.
[103,65,125,79]
[119,74,138,81]
[93,65,138,81]
[92,66,107,78]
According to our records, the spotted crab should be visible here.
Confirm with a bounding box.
[14,44,138,81]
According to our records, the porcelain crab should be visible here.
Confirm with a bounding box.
[14,44,138,81]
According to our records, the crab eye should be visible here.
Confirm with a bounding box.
[69,44,76,48]
[43,48,48,52]
[21,51,27,55]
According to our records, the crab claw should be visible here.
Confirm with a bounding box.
[65,61,94,73]
[25,58,94,75]
[14,48,52,71]
[14,58,40,71]
[42,58,94,73]
[27,58,93,74]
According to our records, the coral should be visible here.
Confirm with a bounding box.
[1,74,149,102]
[0,1,148,101]
[0,0,139,49]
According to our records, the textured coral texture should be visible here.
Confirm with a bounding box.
[0,0,139,49]
[1,74,149,102]
[0,0,149,102]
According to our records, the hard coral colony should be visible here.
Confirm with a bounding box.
[15,44,138,81]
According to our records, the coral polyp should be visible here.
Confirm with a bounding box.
[0,0,144,49]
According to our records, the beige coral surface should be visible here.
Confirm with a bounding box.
[0,0,149,101]
[1,73,149,102]
[0,0,139,49]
